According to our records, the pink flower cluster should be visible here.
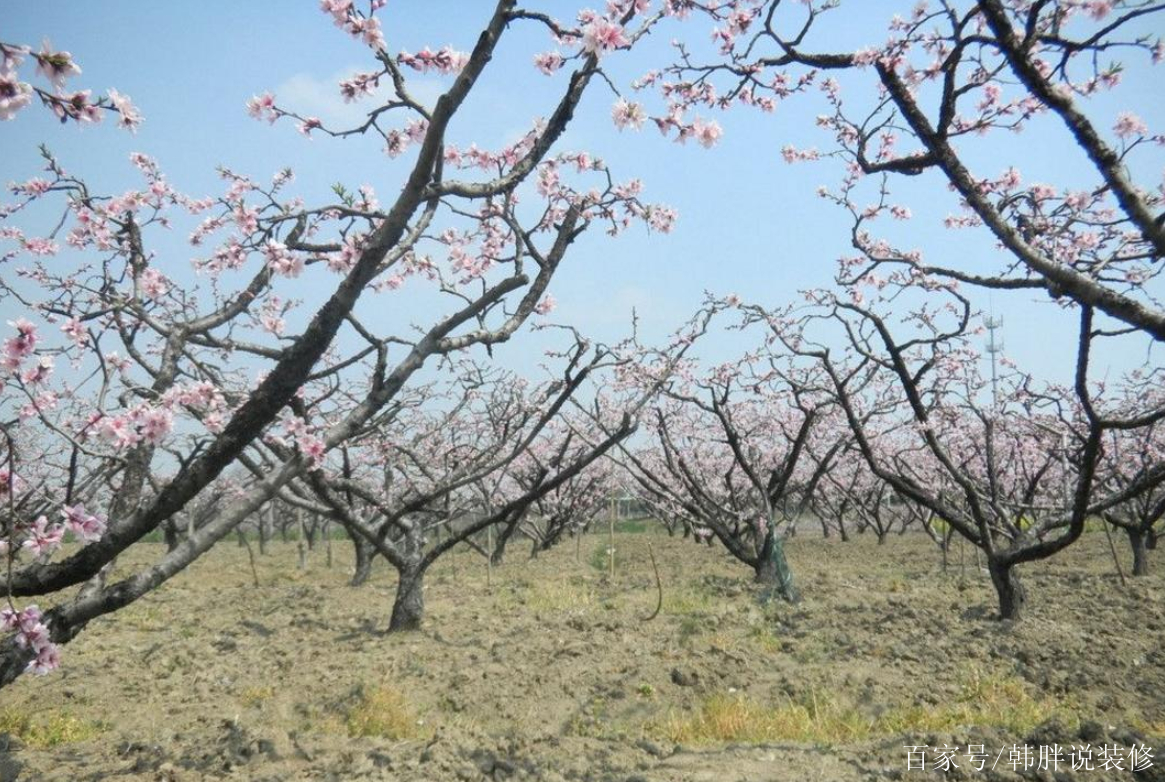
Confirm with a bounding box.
[397,46,469,75]
[534,294,557,315]
[612,98,646,131]
[579,15,629,56]
[246,92,278,124]
[321,0,386,48]
[1,39,138,128]
[0,57,34,121]
[650,106,724,149]
[264,241,304,278]
[534,51,565,76]
[1,503,105,561]
[384,118,428,158]
[97,403,175,448]
[2,318,38,374]
[279,414,327,467]
[1,606,59,675]
[339,70,380,102]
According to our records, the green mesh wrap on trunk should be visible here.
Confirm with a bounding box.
[759,534,799,604]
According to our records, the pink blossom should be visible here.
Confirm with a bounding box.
[137,406,174,445]
[329,234,363,273]
[61,504,107,543]
[0,68,34,121]
[107,88,142,132]
[534,51,565,75]
[261,314,285,335]
[246,92,278,123]
[298,116,323,137]
[28,643,61,675]
[611,98,645,131]
[4,318,38,364]
[780,145,820,164]
[2,605,60,673]
[0,468,24,498]
[22,237,57,256]
[34,41,81,88]
[580,18,629,56]
[339,71,379,102]
[646,205,677,233]
[22,515,65,556]
[348,16,385,49]
[264,241,304,278]
[1113,112,1148,139]
[691,118,722,148]
[397,46,469,75]
[298,435,327,466]
[12,177,52,196]
[20,355,53,385]
[51,90,102,124]
[534,294,557,315]
[139,267,169,299]
[98,415,139,449]
[1085,0,1113,19]
[320,0,353,26]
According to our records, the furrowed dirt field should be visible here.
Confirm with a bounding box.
[2,529,1163,781]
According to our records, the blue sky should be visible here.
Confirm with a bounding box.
[3,1,1163,388]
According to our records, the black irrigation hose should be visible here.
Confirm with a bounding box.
[643,542,662,622]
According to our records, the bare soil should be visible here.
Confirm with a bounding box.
[2,530,1162,781]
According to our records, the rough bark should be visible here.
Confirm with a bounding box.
[1127,528,1149,577]
[988,559,1026,620]
[350,535,375,587]
[388,566,425,632]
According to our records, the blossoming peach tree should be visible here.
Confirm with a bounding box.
[276,343,637,631]
[619,0,1165,616]
[629,0,1164,332]
[0,0,683,686]
[607,299,848,602]
[749,279,1165,619]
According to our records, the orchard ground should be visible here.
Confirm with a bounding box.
[2,528,1162,782]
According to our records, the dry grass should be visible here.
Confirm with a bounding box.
[0,708,105,748]
[238,684,276,708]
[344,685,421,740]
[654,669,1074,746]
[524,579,597,612]
[654,690,871,745]
[880,667,1075,736]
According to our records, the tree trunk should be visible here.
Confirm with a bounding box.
[876,530,888,545]
[350,535,375,586]
[491,516,520,566]
[258,506,270,555]
[296,508,307,570]
[754,535,799,603]
[1127,528,1149,577]
[988,559,1026,620]
[325,521,334,568]
[305,514,318,551]
[389,566,425,632]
